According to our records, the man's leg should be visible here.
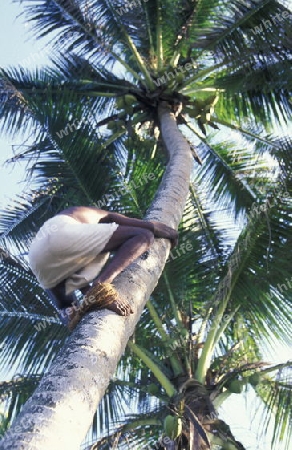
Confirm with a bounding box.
[96,226,154,284]
[85,226,154,315]
[48,226,154,322]
[80,225,154,290]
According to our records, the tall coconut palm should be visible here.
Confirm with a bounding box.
[0,0,292,449]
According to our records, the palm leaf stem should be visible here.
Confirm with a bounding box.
[185,87,224,94]
[123,37,154,88]
[212,306,240,349]
[7,82,129,96]
[196,308,213,350]
[259,361,292,375]
[81,92,119,97]
[146,300,169,340]
[195,292,230,384]
[121,418,162,431]
[150,141,158,159]
[180,64,224,92]
[12,88,120,97]
[102,129,127,148]
[169,51,181,68]
[181,116,205,140]
[161,273,194,375]
[172,2,204,67]
[110,52,143,83]
[162,272,183,326]
[127,341,177,398]
[213,117,282,150]
[146,300,184,376]
[143,4,155,60]
[40,0,119,71]
[100,0,154,88]
[156,0,163,71]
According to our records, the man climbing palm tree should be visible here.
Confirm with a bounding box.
[28,206,178,329]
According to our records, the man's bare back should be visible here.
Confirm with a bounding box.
[56,206,111,224]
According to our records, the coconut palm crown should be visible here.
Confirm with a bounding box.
[0,0,292,449]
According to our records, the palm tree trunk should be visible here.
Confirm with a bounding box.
[0,102,193,450]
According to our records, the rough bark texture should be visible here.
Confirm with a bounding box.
[0,103,193,450]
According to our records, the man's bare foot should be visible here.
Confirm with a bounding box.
[66,307,81,331]
[85,282,133,316]
[67,282,133,331]
[104,298,133,316]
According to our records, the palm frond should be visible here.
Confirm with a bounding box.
[214,59,292,125]
[192,0,292,60]
[0,252,66,376]
[0,375,41,434]
[15,0,119,65]
[255,363,292,450]
[208,194,292,348]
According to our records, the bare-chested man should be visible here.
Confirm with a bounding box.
[28,206,178,328]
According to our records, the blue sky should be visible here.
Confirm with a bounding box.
[0,1,51,209]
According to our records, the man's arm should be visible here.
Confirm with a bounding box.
[58,206,151,229]
[61,206,178,247]
[101,211,178,247]
[101,211,154,231]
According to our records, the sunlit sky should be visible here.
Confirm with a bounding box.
[0,1,291,449]
[0,1,51,209]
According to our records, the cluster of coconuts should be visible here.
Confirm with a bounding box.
[106,91,220,135]
[115,94,137,114]
[184,94,219,123]
[106,94,138,132]
[226,372,262,394]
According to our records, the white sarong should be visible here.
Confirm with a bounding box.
[28,215,119,294]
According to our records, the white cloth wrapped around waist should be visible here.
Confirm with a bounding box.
[28,215,119,295]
